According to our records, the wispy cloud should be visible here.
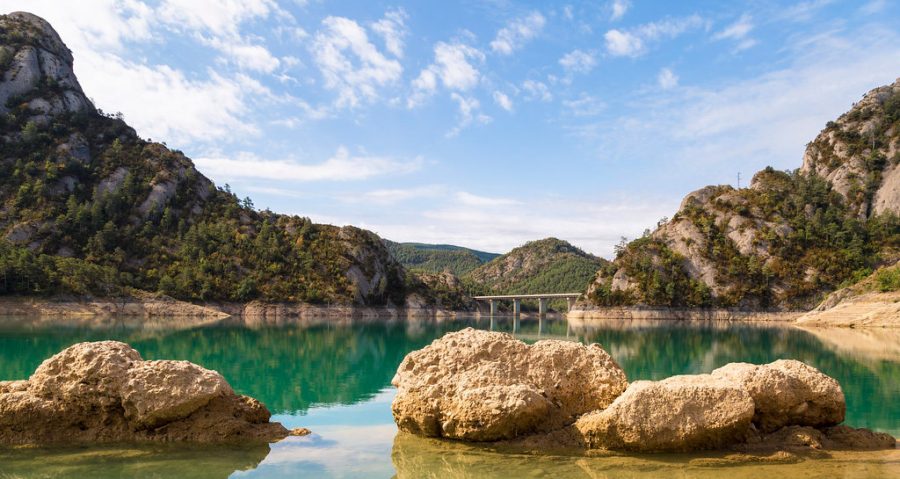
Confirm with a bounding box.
[311,15,403,108]
[195,147,423,182]
[609,0,631,21]
[490,11,546,55]
[559,49,597,74]
[657,68,678,89]
[522,79,553,102]
[604,15,706,57]
[370,8,409,58]
[493,91,514,111]
[562,94,605,117]
[713,13,756,51]
[446,93,491,137]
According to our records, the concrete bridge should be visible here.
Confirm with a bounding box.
[473,293,582,315]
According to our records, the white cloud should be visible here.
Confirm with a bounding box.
[563,5,574,21]
[447,93,491,137]
[712,13,756,52]
[455,192,521,207]
[657,68,678,89]
[361,185,445,204]
[605,15,706,57]
[559,49,597,74]
[157,0,279,36]
[861,0,888,14]
[195,147,423,182]
[610,0,631,21]
[493,91,514,112]
[201,36,280,72]
[562,94,605,116]
[371,8,409,58]
[408,41,484,107]
[490,11,546,55]
[522,80,552,102]
[311,16,402,108]
[713,14,753,41]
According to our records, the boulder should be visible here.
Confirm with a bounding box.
[391,328,627,441]
[0,341,290,444]
[574,374,755,452]
[711,360,845,432]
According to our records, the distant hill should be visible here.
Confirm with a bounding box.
[583,79,900,311]
[464,238,606,296]
[385,241,499,276]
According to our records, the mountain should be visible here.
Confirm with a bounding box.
[0,12,416,307]
[582,79,900,311]
[464,238,606,295]
[384,240,499,276]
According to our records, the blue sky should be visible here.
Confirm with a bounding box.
[4,0,899,256]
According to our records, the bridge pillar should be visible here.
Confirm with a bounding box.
[512,299,521,316]
[538,298,548,316]
[490,299,498,316]
[567,297,576,312]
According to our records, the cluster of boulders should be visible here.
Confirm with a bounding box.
[0,341,292,444]
[391,328,896,452]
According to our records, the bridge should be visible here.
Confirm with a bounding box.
[473,293,582,315]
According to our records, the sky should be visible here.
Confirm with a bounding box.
[2,0,899,257]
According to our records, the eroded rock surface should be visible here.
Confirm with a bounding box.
[712,360,845,432]
[391,328,628,441]
[575,374,755,452]
[393,331,895,454]
[0,341,289,444]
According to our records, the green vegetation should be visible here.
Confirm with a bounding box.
[464,238,605,308]
[875,267,900,292]
[0,100,406,305]
[385,241,497,276]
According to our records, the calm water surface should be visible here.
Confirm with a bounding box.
[0,315,897,478]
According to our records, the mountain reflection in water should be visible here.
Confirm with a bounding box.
[0,315,897,478]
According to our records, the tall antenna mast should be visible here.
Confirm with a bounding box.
[737,172,741,189]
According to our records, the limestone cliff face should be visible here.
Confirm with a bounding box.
[0,12,93,117]
[583,79,900,310]
[801,79,900,216]
[0,12,408,306]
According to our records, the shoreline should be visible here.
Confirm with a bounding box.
[0,295,896,329]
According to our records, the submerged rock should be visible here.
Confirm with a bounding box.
[391,328,627,441]
[0,341,290,445]
[711,360,845,432]
[575,374,755,452]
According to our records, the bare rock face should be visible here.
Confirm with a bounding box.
[711,360,845,433]
[0,341,289,445]
[574,374,756,452]
[391,328,628,441]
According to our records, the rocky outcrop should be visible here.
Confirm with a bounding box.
[0,341,291,444]
[0,12,93,116]
[390,328,627,441]
[711,360,845,433]
[392,331,895,454]
[579,79,900,312]
[575,374,755,452]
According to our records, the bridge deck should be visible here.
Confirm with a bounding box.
[473,293,581,300]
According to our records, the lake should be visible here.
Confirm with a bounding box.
[0,315,897,478]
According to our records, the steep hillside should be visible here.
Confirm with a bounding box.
[0,12,413,307]
[465,238,605,295]
[584,79,900,311]
[385,240,499,276]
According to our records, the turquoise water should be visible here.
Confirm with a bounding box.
[0,316,897,478]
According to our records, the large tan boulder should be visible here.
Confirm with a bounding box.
[574,374,755,452]
[0,341,290,444]
[121,360,233,428]
[391,328,627,441]
[711,360,845,432]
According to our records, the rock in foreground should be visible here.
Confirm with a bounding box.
[391,328,628,441]
[0,341,290,444]
[392,330,896,454]
[575,374,756,452]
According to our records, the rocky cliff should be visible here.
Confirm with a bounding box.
[583,79,900,311]
[0,12,410,306]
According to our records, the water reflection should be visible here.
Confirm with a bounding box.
[0,315,897,478]
[391,432,900,479]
